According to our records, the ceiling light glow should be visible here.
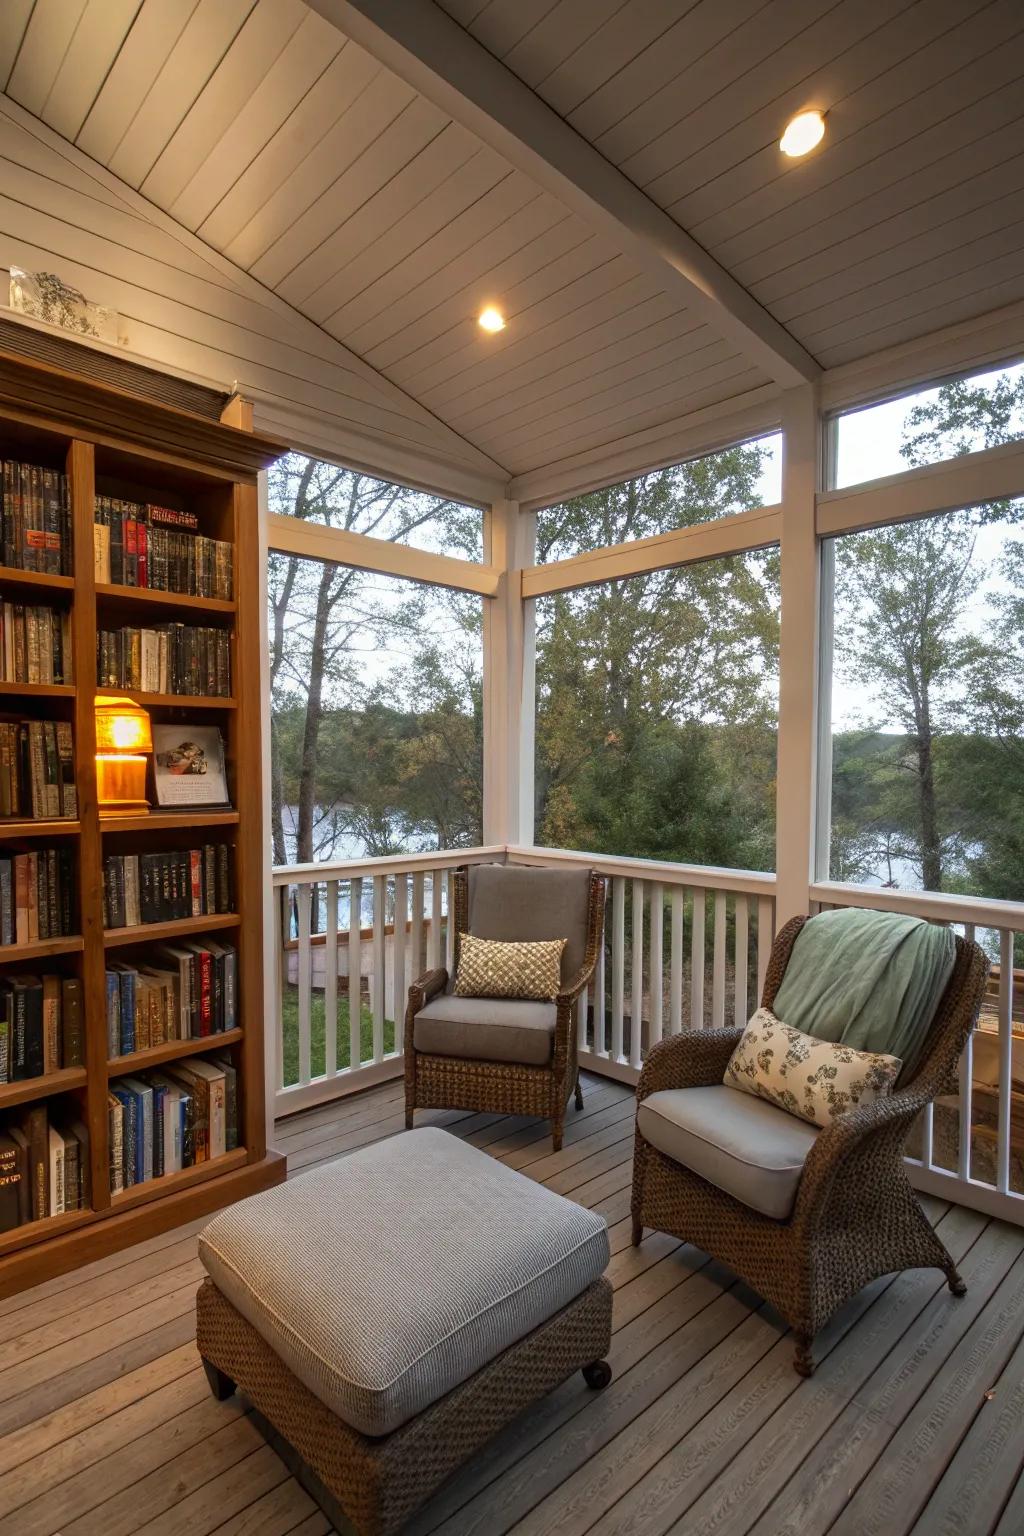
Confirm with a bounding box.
[478,306,506,333]
[780,110,826,158]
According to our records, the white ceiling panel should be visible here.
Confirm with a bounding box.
[2,0,1023,481]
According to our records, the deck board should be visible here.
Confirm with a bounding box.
[2,1072,1023,1536]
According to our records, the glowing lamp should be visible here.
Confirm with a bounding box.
[95,695,153,817]
[780,110,826,158]
[478,305,506,333]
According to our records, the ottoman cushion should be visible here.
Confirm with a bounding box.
[198,1127,609,1437]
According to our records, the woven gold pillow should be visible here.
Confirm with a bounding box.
[723,1006,901,1129]
[453,933,566,1001]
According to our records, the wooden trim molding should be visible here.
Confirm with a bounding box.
[0,347,284,479]
[267,513,500,596]
[816,437,1024,537]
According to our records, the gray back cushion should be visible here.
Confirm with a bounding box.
[467,863,593,985]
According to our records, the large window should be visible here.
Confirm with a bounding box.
[536,434,780,563]
[535,549,779,871]
[825,369,1024,900]
[268,459,483,867]
[269,452,484,559]
[829,359,1024,489]
[826,500,1024,900]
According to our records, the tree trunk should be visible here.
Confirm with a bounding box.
[914,720,942,891]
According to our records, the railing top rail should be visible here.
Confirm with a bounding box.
[812,881,1024,931]
[272,845,505,887]
[505,844,777,896]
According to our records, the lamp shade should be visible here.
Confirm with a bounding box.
[95,695,153,755]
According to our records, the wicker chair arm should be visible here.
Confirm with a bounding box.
[556,959,597,1009]
[407,967,448,1013]
[636,1027,743,1102]
[793,1082,932,1225]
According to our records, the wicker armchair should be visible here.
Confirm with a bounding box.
[405,863,606,1151]
[631,914,989,1376]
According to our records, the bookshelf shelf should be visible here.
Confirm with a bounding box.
[0,935,84,961]
[0,681,76,699]
[110,1145,249,1214]
[95,583,235,616]
[0,348,284,1297]
[0,1066,88,1110]
[119,689,237,711]
[107,1028,243,1075]
[0,565,75,597]
[103,912,240,948]
[0,817,81,837]
[102,809,239,833]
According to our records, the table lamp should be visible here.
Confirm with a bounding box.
[95,694,153,817]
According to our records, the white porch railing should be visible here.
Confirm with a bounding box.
[813,881,1024,1225]
[271,846,1023,1227]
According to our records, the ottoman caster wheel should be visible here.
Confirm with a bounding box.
[582,1359,612,1391]
[202,1358,237,1401]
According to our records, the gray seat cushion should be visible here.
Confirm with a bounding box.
[414,993,556,1066]
[467,863,592,986]
[638,1085,819,1220]
[198,1128,609,1436]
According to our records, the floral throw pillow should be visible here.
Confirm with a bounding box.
[723,1007,902,1128]
[453,933,566,1001]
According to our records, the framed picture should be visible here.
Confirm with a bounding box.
[151,725,230,809]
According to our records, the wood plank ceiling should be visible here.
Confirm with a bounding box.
[2,0,1023,482]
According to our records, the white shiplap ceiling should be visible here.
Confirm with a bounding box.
[2,0,1023,486]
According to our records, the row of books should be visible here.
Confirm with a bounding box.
[0,603,73,685]
[109,1053,237,1189]
[0,849,75,945]
[96,624,231,697]
[107,939,237,1056]
[102,845,234,929]
[0,460,72,576]
[0,719,76,819]
[0,974,83,1082]
[0,1104,89,1231]
[93,498,233,599]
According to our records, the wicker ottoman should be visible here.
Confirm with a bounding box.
[196,1127,612,1536]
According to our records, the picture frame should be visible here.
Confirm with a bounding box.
[151,724,230,809]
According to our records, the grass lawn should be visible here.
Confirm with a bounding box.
[280,985,397,1085]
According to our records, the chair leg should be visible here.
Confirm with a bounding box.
[630,1215,643,1247]
[946,1262,968,1297]
[405,1110,414,1129]
[202,1358,236,1401]
[574,1074,584,1112]
[793,1333,814,1378]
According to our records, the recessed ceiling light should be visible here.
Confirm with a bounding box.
[780,109,826,158]
[478,306,506,333]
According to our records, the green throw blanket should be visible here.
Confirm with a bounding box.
[770,906,955,1077]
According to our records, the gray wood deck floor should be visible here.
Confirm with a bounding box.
[2,1072,1024,1536]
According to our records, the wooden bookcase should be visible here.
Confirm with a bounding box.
[0,351,286,1297]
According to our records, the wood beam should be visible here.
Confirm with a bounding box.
[306,0,821,391]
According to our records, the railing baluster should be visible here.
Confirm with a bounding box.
[649,881,663,1049]
[372,875,386,1064]
[349,876,362,1071]
[630,879,645,1069]
[690,887,705,1028]
[324,879,338,1080]
[297,881,312,1086]
[712,891,727,1029]
[734,894,749,1029]
[276,884,286,1091]
[997,928,1014,1195]
[392,873,407,1059]
[669,885,683,1036]
[959,922,976,1182]
[411,872,424,982]
[593,900,607,1057]
[428,869,442,970]
[611,876,625,1062]
[756,896,773,1004]
[445,868,456,973]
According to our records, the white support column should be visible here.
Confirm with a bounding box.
[482,497,536,845]
[774,384,822,924]
[257,469,279,1144]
